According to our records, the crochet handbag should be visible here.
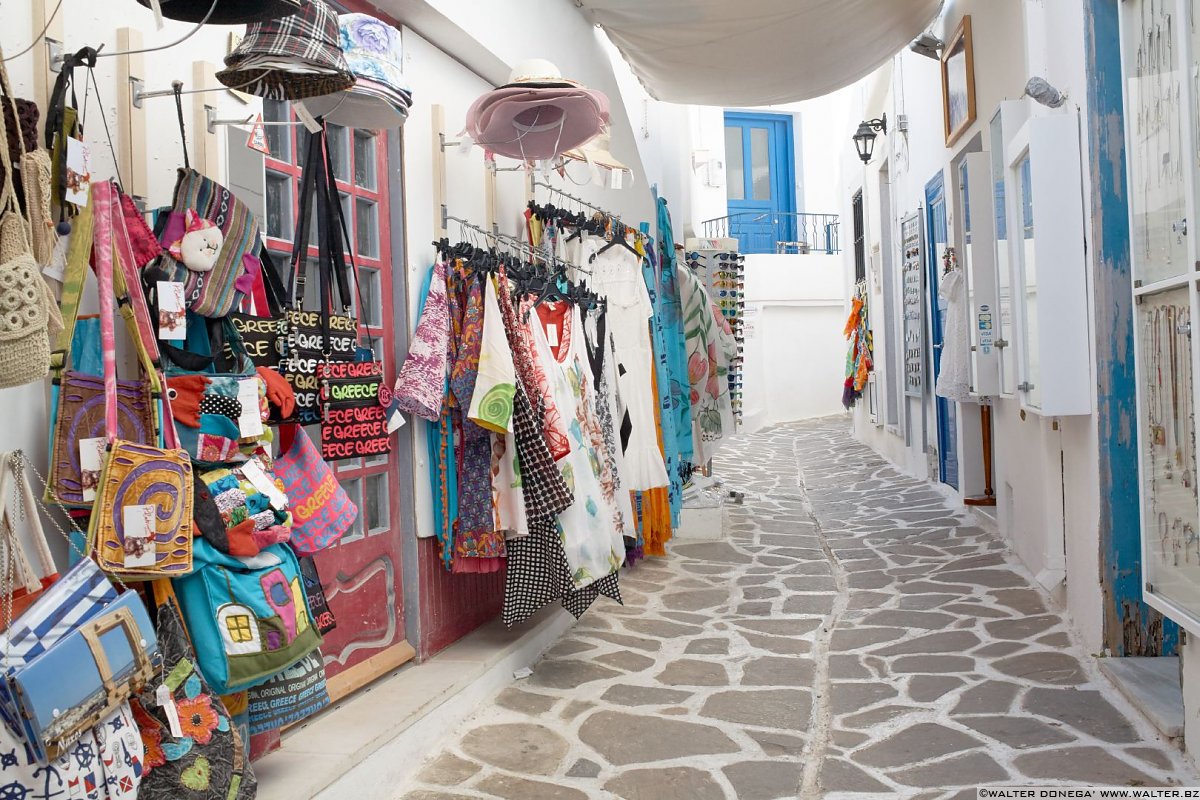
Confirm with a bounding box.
[86,181,194,580]
[0,51,52,390]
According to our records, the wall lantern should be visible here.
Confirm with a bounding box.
[853,114,888,164]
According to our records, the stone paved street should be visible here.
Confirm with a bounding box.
[396,418,1197,799]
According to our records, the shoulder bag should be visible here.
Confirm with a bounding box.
[172,538,322,696]
[0,452,59,633]
[86,181,194,580]
[279,127,357,424]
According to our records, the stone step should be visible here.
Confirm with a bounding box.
[1098,656,1184,740]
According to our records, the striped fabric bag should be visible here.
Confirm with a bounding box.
[155,168,262,318]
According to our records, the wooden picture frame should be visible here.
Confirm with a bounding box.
[941,15,977,147]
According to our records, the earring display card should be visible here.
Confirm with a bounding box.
[901,212,925,399]
[1138,288,1200,619]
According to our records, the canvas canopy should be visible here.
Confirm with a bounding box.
[577,0,944,105]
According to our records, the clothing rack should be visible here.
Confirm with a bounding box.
[441,209,579,274]
[529,179,641,241]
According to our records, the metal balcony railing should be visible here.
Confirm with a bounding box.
[702,212,841,255]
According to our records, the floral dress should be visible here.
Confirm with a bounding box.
[528,301,625,589]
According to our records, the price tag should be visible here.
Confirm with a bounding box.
[546,324,559,347]
[293,102,323,134]
[156,685,183,738]
[609,168,624,190]
[242,459,287,510]
[79,437,105,502]
[157,281,187,340]
[236,378,265,439]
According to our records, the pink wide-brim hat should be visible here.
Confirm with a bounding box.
[466,59,609,161]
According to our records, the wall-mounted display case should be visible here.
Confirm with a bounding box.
[1123,0,1200,633]
[959,151,1001,398]
[1002,113,1092,417]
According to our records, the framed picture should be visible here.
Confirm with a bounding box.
[941,15,977,146]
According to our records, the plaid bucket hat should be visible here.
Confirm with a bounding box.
[135,0,304,25]
[216,0,355,100]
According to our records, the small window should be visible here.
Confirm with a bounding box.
[852,191,866,284]
[265,172,293,241]
[366,473,389,534]
[328,125,351,184]
[263,99,291,161]
[356,198,379,258]
[725,127,745,201]
[354,131,377,190]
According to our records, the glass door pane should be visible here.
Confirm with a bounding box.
[1139,285,1200,612]
[1125,0,1190,284]
[991,112,1016,395]
[750,127,771,200]
[725,127,745,201]
[1016,153,1041,408]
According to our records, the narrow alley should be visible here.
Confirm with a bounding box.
[398,419,1195,799]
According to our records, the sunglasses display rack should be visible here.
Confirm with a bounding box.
[684,239,746,427]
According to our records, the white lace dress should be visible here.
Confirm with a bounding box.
[935,268,972,402]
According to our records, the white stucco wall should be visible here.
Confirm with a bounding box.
[741,254,847,432]
[841,0,1105,653]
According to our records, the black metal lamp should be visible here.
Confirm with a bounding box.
[853,114,888,164]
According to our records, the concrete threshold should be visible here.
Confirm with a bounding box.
[254,606,577,800]
[1099,656,1185,741]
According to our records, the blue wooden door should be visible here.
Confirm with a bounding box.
[724,112,796,253]
[926,171,959,489]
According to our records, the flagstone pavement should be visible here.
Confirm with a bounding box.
[395,417,1197,799]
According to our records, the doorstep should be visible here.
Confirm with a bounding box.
[253,605,577,800]
[1099,656,1185,740]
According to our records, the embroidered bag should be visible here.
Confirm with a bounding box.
[46,200,162,507]
[279,128,356,424]
[172,538,321,695]
[131,580,256,800]
[297,555,336,634]
[154,168,262,318]
[274,424,355,556]
[86,181,194,581]
[228,246,287,369]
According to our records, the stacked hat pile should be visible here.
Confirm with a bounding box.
[466,59,609,162]
[304,14,413,129]
[217,0,355,100]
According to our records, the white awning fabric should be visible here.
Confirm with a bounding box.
[578,0,944,106]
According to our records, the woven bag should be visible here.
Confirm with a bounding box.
[0,50,50,390]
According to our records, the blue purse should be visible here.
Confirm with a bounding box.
[173,538,321,695]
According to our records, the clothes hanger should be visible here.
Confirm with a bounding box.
[589,222,640,263]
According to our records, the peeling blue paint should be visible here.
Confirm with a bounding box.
[1085,0,1178,655]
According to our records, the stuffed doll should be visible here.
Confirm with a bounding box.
[169,209,224,272]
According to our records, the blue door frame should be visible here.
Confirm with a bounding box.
[724,112,796,253]
[925,171,959,489]
[1085,0,1178,656]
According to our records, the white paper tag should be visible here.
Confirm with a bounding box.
[43,234,68,281]
[79,437,105,502]
[609,168,624,190]
[148,0,165,28]
[157,281,187,340]
[64,138,91,207]
[236,378,265,439]
[546,323,559,347]
[156,684,183,738]
[293,101,323,134]
[242,459,287,510]
[122,505,157,568]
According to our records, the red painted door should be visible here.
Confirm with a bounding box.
[262,103,413,701]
